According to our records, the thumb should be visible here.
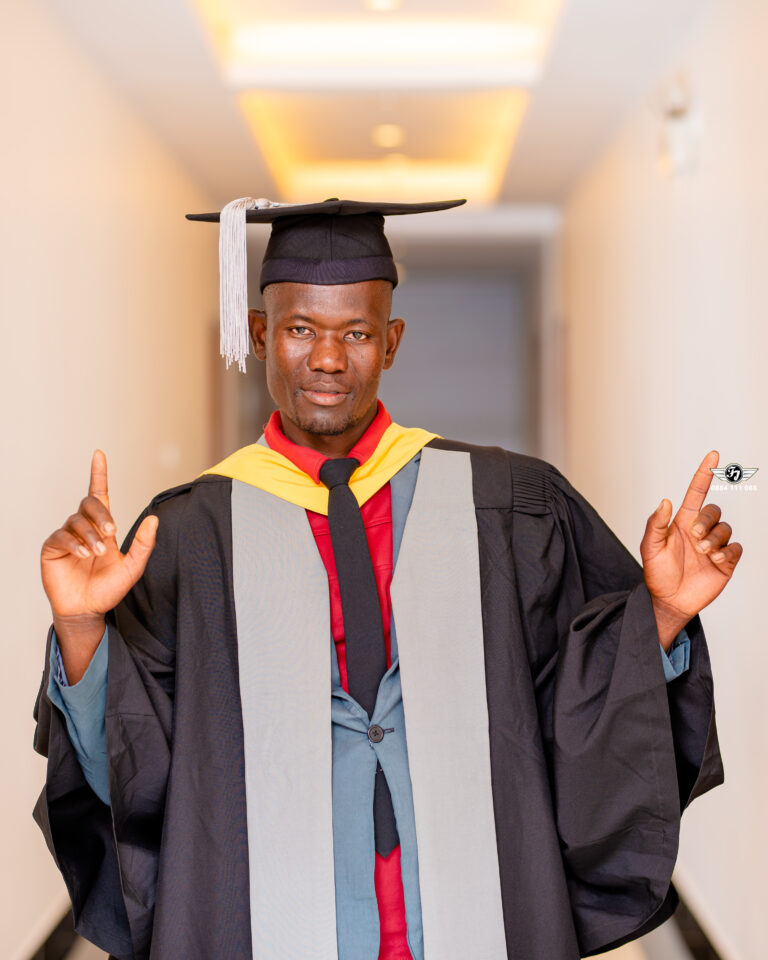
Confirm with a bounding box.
[641,498,671,559]
[123,514,158,585]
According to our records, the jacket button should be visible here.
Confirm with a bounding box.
[368,724,385,743]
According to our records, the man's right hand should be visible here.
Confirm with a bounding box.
[41,450,158,683]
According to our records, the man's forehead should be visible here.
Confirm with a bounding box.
[263,279,393,317]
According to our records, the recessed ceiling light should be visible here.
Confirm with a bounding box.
[371,124,405,149]
[365,0,403,11]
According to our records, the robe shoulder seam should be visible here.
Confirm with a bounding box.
[147,472,230,509]
[425,436,561,514]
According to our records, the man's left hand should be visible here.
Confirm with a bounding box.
[640,450,743,650]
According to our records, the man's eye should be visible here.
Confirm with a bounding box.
[290,326,311,336]
[347,331,369,341]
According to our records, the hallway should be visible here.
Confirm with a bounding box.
[5,1,763,959]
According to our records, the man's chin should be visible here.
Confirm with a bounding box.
[292,408,357,437]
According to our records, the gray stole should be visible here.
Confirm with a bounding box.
[231,445,507,959]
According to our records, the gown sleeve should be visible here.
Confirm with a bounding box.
[33,492,182,960]
[539,463,723,956]
[47,627,110,804]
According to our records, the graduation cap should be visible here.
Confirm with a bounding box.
[186,196,466,372]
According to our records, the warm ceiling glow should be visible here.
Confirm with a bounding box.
[372,124,405,149]
[283,161,496,204]
[365,0,403,10]
[240,89,527,204]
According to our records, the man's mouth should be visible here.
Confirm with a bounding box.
[300,386,350,407]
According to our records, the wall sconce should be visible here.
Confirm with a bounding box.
[656,72,702,177]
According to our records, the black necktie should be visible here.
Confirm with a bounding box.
[319,457,399,857]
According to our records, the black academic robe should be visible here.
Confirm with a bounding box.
[32,439,723,960]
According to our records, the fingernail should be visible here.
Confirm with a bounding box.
[94,541,106,556]
[698,540,709,552]
[78,546,90,558]
[103,522,115,534]
[692,524,704,535]
[712,551,724,561]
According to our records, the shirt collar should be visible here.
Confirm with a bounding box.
[263,400,393,484]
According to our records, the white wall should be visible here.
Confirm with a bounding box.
[563,2,766,958]
[0,1,218,956]
[383,268,534,451]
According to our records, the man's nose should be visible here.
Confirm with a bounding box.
[308,334,347,373]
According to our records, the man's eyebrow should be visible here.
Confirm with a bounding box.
[339,317,375,328]
[282,313,314,324]
[282,314,375,327]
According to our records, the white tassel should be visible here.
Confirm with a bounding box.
[218,197,270,373]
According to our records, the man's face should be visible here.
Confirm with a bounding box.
[249,279,405,444]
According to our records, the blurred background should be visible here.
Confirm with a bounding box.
[2,0,764,958]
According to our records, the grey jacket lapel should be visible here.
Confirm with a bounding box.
[231,481,337,960]
[391,445,507,959]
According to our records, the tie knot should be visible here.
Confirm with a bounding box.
[319,457,360,490]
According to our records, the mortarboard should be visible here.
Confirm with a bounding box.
[186,197,466,372]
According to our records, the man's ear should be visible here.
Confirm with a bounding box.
[248,308,267,361]
[383,317,405,370]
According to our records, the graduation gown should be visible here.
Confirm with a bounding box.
[32,437,723,960]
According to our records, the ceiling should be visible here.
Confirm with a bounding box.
[44,0,708,234]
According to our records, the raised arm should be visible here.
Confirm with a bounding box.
[641,449,743,648]
[40,450,157,682]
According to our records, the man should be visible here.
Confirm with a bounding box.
[34,198,735,960]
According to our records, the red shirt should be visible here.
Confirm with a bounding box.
[263,403,412,960]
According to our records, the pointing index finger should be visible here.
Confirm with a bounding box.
[89,449,110,508]
[678,450,718,518]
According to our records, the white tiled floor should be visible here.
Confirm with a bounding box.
[605,945,647,960]
[66,944,646,960]
[65,938,107,959]
[66,921,693,960]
